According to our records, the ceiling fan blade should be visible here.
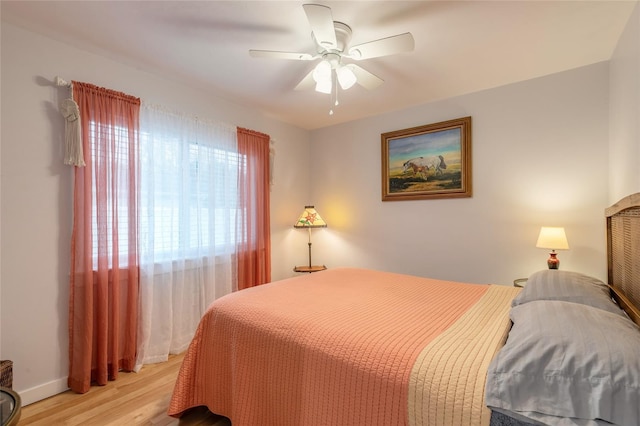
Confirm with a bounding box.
[348,32,414,60]
[348,64,384,90]
[303,4,337,50]
[294,69,316,91]
[249,50,316,60]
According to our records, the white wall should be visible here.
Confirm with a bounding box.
[0,22,310,404]
[309,63,610,286]
[609,2,640,203]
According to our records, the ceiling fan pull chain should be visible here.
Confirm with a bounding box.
[329,70,337,115]
[334,74,340,106]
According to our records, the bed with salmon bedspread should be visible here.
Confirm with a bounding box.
[169,267,520,426]
[170,194,640,426]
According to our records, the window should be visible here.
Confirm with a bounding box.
[91,120,242,267]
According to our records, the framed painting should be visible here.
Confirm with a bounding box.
[381,116,472,201]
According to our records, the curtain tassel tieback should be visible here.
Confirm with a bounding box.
[60,98,86,167]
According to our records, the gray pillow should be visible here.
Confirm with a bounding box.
[486,300,640,426]
[511,270,624,317]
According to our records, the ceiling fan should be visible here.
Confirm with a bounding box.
[249,4,414,98]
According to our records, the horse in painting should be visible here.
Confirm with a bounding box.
[402,155,447,179]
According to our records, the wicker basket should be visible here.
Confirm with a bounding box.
[0,360,13,389]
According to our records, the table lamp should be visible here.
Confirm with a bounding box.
[294,206,327,269]
[536,226,569,269]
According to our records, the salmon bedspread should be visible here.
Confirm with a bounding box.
[169,268,520,426]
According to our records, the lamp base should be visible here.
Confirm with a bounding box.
[547,251,560,269]
[294,265,327,273]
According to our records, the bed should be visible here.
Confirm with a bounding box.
[169,193,640,426]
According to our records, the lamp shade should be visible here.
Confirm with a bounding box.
[337,65,357,90]
[313,60,331,82]
[313,61,332,94]
[536,227,569,250]
[315,79,332,94]
[294,206,327,228]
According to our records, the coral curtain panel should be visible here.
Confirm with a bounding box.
[68,82,141,393]
[236,128,271,289]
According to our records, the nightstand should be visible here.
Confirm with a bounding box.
[293,265,327,273]
[513,278,528,288]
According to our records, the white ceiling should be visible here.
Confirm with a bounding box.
[1,1,636,130]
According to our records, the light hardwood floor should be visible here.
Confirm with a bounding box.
[18,353,230,426]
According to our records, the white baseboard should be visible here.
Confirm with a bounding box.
[18,377,69,406]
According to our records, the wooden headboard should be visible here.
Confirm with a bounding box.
[606,192,640,325]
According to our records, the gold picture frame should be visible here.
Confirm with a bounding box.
[381,116,472,201]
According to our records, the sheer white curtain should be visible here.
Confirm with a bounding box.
[135,104,239,371]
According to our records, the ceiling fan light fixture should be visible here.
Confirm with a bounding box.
[313,59,332,94]
[315,78,332,94]
[337,65,357,90]
[312,60,332,83]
